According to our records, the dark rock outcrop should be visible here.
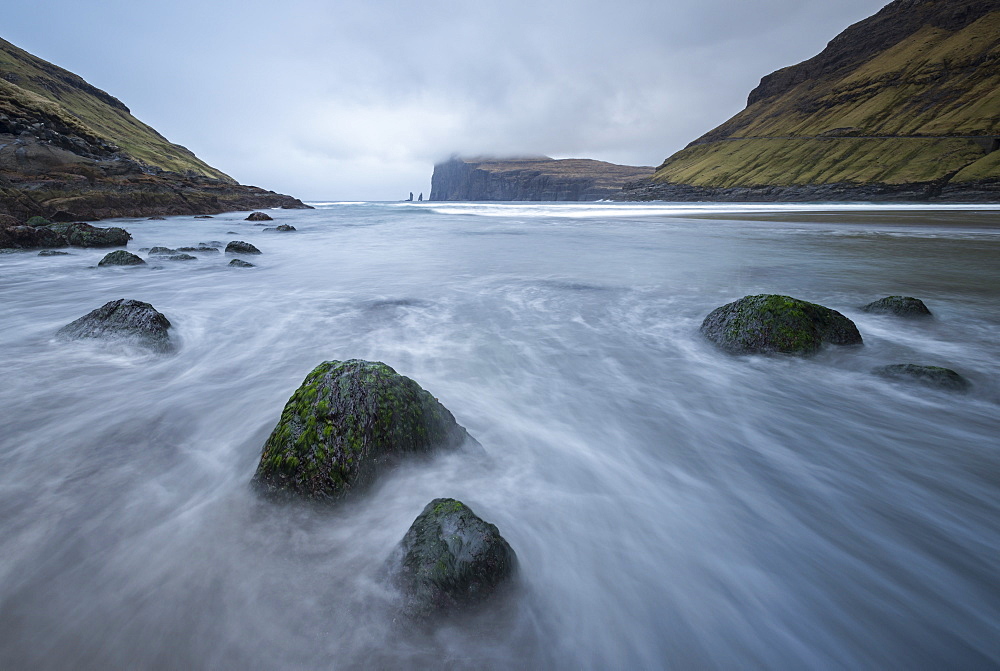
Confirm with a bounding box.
[861,296,932,318]
[874,364,970,391]
[0,220,130,249]
[225,240,261,255]
[246,212,273,221]
[56,298,172,351]
[701,294,863,355]
[251,360,474,501]
[431,156,654,201]
[98,250,145,266]
[229,259,255,267]
[387,498,517,616]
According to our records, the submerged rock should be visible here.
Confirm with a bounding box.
[177,246,219,253]
[165,253,197,261]
[251,359,474,500]
[148,216,167,220]
[38,249,70,256]
[861,296,932,318]
[387,498,517,616]
[56,299,172,351]
[225,241,261,254]
[98,250,146,266]
[874,364,969,391]
[194,215,214,219]
[148,246,178,255]
[701,294,862,355]
[246,211,273,221]
[229,259,255,267]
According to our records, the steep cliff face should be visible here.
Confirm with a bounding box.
[430,157,654,201]
[623,0,1000,202]
[0,37,308,220]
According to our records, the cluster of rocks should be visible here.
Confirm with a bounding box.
[700,293,970,392]
[0,216,130,250]
[51,296,516,616]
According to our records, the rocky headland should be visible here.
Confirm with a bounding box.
[430,156,654,201]
[0,37,309,221]
[621,0,1000,202]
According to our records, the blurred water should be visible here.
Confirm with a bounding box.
[0,202,998,669]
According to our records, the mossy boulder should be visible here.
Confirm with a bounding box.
[861,296,932,318]
[26,216,50,226]
[98,250,146,266]
[387,498,517,616]
[47,222,131,247]
[56,299,173,352]
[251,360,475,500]
[225,240,261,254]
[246,211,273,221]
[874,364,969,392]
[701,294,862,355]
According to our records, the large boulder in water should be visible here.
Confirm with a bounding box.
[98,250,146,266]
[387,498,517,616]
[701,294,862,355]
[861,296,932,318]
[874,364,969,392]
[252,360,475,500]
[47,222,131,247]
[246,211,273,221]
[56,299,173,352]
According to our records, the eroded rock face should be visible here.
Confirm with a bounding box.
[225,241,261,254]
[246,211,273,221]
[388,499,517,616]
[98,250,145,266]
[251,360,474,500]
[56,298,172,351]
[701,294,862,355]
[861,296,932,318]
[874,364,969,391]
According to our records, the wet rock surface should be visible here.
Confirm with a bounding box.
[98,250,145,266]
[701,294,862,355]
[225,241,261,254]
[387,498,517,616]
[862,296,932,318]
[56,298,172,351]
[251,359,474,500]
[228,259,255,267]
[246,211,273,221]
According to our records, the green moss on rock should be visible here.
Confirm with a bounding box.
[701,294,862,355]
[251,360,475,501]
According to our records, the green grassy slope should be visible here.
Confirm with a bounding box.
[0,37,233,181]
[650,1,1000,190]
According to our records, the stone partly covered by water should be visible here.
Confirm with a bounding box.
[226,241,261,254]
[98,250,146,266]
[862,295,932,318]
[701,294,863,355]
[55,298,173,352]
[228,259,255,268]
[387,498,517,616]
[252,359,475,500]
[874,364,970,392]
[246,212,273,221]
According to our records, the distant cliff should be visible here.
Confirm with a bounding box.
[430,157,654,201]
[622,0,1000,202]
[0,37,308,221]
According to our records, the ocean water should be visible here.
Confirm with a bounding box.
[0,202,997,669]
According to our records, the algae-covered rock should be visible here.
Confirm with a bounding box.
[26,216,50,227]
[388,498,517,616]
[861,296,932,318]
[225,241,261,254]
[56,299,172,351]
[701,294,862,355]
[252,360,474,500]
[98,250,146,266]
[48,222,131,247]
[246,211,273,221]
[874,364,969,392]
[229,259,255,268]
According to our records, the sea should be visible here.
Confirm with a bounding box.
[0,201,997,669]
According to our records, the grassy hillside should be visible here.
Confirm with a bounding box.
[648,1,1000,191]
[0,37,233,181]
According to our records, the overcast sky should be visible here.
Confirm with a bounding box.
[8,0,888,200]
